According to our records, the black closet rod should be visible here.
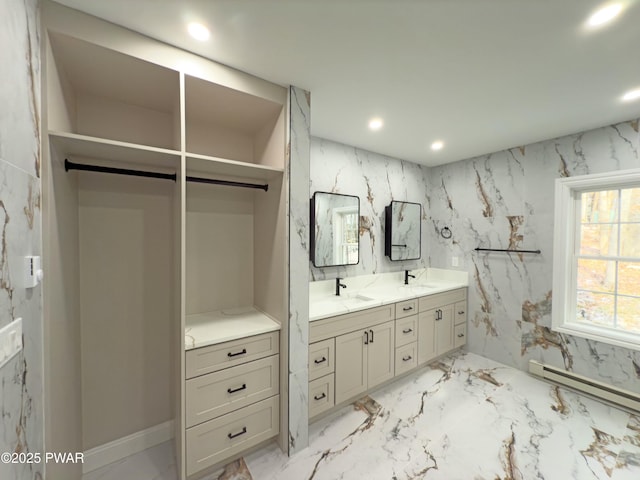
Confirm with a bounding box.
[475,247,541,254]
[64,159,269,191]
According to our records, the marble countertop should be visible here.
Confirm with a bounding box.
[309,268,468,322]
[185,306,280,350]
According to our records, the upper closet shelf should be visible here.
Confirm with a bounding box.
[186,153,283,182]
[49,131,181,169]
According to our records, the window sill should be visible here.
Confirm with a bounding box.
[554,322,640,352]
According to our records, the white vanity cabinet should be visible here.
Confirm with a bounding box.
[42,5,289,479]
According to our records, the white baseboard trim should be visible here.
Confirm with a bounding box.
[82,420,174,474]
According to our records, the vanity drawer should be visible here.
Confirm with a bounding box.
[395,315,417,347]
[454,323,467,348]
[395,342,417,376]
[454,301,467,325]
[186,395,279,476]
[309,373,335,419]
[310,304,394,343]
[186,355,279,428]
[395,299,418,319]
[418,288,466,312]
[309,338,335,381]
[186,331,279,379]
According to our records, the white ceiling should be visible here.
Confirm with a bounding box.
[52,0,640,167]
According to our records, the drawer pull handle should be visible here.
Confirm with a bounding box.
[457,333,465,338]
[314,356,327,364]
[402,306,413,311]
[227,383,247,394]
[458,310,465,315]
[227,427,247,439]
[314,392,326,401]
[228,348,247,358]
[402,328,413,334]
[369,329,374,343]
[402,355,412,362]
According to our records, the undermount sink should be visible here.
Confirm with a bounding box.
[347,293,376,302]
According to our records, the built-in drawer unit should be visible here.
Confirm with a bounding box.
[395,342,417,376]
[418,288,466,313]
[309,338,335,381]
[309,373,335,419]
[395,315,418,347]
[186,354,279,428]
[186,395,279,476]
[395,299,418,319]
[186,331,279,379]
[454,323,466,348]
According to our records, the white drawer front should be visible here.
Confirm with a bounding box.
[309,373,335,419]
[454,323,467,348]
[395,342,418,376]
[186,355,279,428]
[186,395,279,476]
[186,331,279,379]
[395,315,417,347]
[395,299,418,319]
[309,338,335,381]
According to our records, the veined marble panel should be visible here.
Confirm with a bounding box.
[0,1,43,480]
[288,86,311,454]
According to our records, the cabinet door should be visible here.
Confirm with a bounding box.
[367,321,395,389]
[418,309,437,365]
[435,304,454,356]
[335,329,368,404]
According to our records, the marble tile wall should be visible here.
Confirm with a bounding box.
[427,119,640,393]
[0,0,44,479]
[288,86,311,454]
[310,138,430,280]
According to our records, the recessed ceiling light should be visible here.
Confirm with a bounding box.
[369,118,383,131]
[622,88,640,102]
[188,22,210,41]
[431,141,444,151]
[587,3,623,28]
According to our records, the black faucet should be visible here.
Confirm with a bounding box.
[335,277,347,296]
[404,270,416,285]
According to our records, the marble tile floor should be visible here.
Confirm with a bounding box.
[82,352,640,480]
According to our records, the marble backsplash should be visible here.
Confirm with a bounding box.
[427,119,640,393]
[310,137,430,280]
[0,0,44,479]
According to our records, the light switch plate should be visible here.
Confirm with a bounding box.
[0,317,22,369]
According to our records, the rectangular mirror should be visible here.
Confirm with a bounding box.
[310,191,360,267]
[385,201,421,261]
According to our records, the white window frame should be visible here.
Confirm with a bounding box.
[553,168,640,351]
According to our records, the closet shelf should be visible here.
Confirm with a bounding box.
[186,152,284,182]
[184,306,280,350]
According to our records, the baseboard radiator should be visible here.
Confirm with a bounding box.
[529,360,640,412]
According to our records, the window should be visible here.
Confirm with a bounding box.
[553,169,640,351]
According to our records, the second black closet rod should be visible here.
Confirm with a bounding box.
[64,159,269,191]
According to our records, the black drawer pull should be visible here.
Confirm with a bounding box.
[314,392,326,401]
[457,333,465,338]
[227,383,247,394]
[458,310,465,315]
[314,356,327,364]
[402,328,413,334]
[227,427,247,439]
[227,348,247,358]
[402,306,414,311]
[402,355,412,362]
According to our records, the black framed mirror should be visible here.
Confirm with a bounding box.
[310,191,360,267]
[385,201,421,261]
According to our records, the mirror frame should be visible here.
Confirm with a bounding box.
[385,200,422,261]
[310,191,360,268]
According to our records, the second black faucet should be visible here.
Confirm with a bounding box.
[404,270,416,285]
[335,277,347,296]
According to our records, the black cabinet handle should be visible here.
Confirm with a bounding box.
[458,310,465,315]
[369,329,374,343]
[402,355,412,362]
[402,328,413,334]
[314,392,326,401]
[228,348,247,358]
[314,356,327,364]
[457,333,465,338]
[403,306,413,311]
[364,331,369,345]
[227,427,247,439]
[227,383,247,394]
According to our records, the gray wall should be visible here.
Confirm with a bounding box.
[0,0,44,479]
